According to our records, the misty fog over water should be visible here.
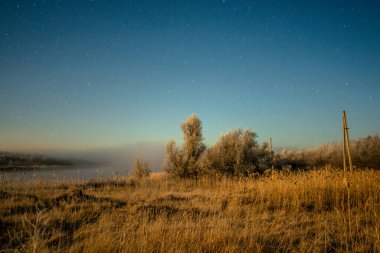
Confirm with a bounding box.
[1,142,165,180]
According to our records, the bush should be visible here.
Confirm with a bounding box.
[131,155,151,179]
[201,129,272,176]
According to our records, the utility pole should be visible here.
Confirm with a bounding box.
[342,111,353,248]
[342,111,353,174]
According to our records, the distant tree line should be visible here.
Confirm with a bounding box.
[274,135,380,170]
[164,114,380,178]
[0,152,73,170]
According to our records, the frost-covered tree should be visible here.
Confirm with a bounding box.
[164,140,184,177]
[164,114,206,178]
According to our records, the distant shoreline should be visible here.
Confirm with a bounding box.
[0,151,95,172]
[0,164,74,172]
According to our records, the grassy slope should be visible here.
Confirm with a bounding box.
[1,168,379,252]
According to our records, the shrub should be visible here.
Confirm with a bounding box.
[201,129,272,176]
[131,155,151,179]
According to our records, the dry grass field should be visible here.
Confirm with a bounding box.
[1,168,379,252]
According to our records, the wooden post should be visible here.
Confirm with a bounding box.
[343,111,352,172]
[342,110,353,248]
[342,112,347,175]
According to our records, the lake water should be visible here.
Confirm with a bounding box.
[0,165,129,181]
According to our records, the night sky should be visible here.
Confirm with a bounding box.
[1,0,379,153]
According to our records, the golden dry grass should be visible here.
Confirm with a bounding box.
[1,168,379,252]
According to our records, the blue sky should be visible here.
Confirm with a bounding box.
[0,0,379,152]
